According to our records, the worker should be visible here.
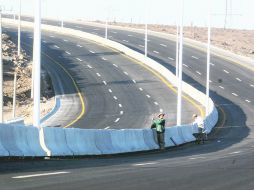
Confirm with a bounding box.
[192,114,206,144]
[151,113,166,150]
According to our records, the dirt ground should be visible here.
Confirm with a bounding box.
[2,33,54,125]
[106,22,254,59]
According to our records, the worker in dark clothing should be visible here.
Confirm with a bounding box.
[151,113,166,150]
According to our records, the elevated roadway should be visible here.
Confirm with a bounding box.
[0,16,254,190]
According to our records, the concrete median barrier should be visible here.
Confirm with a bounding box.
[65,128,101,155]
[43,127,73,156]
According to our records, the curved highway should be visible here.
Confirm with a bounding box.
[1,16,254,190]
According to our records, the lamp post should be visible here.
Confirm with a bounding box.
[18,0,21,56]
[0,9,3,122]
[33,0,41,128]
[206,0,211,116]
[176,0,183,126]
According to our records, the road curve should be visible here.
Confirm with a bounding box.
[2,24,199,129]
[1,16,254,190]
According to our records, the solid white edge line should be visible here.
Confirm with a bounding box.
[12,171,70,179]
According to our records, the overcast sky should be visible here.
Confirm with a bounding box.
[0,0,253,29]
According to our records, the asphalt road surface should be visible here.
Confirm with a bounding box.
[1,16,254,190]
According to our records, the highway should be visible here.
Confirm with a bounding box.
[1,16,254,190]
[2,24,198,129]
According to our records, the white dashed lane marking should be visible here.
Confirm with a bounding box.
[77,44,83,47]
[210,62,215,66]
[232,93,238,97]
[146,95,151,98]
[96,73,101,77]
[101,57,107,61]
[236,78,242,82]
[168,57,174,61]
[124,72,129,76]
[250,84,254,88]
[89,50,95,54]
[63,39,68,42]
[196,71,202,75]
[112,31,117,34]
[54,45,60,49]
[139,45,145,48]
[113,96,118,100]
[132,80,137,84]
[103,81,107,85]
[153,51,159,54]
[50,35,55,38]
[154,102,159,105]
[183,64,189,68]
[113,64,118,68]
[139,88,143,91]
[104,126,110,129]
[223,70,229,74]
[160,109,163,113]
[160,44,167,47]
[108,89,112,93]
[119,104,122,108]
[12,172,70,179]
[229,151,241,155]
[133,162,157,166]
[42,40,47,43]
[115,118,120,123]
[120,111,124,115]
[219,86,225,89]
[76,58,82,62]
[245,99,251,103]
[87,65,93,69]
[191,56,199,59]
[65,51,71,55]
[128,34,133,37]
[123,40,129,43]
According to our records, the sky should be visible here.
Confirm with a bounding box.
[0,0,253,29]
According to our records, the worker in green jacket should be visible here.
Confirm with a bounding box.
[151,113,166,150]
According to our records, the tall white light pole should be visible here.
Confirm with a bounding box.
[175,17,179,77]
[0,9,3,122]
[12,72,17,118]
[105,17,108,39]
[18,0,21,56]
[206,0,211,116]
[144,3,148,57]
[176,0,184,126]
[33,0,41,128]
